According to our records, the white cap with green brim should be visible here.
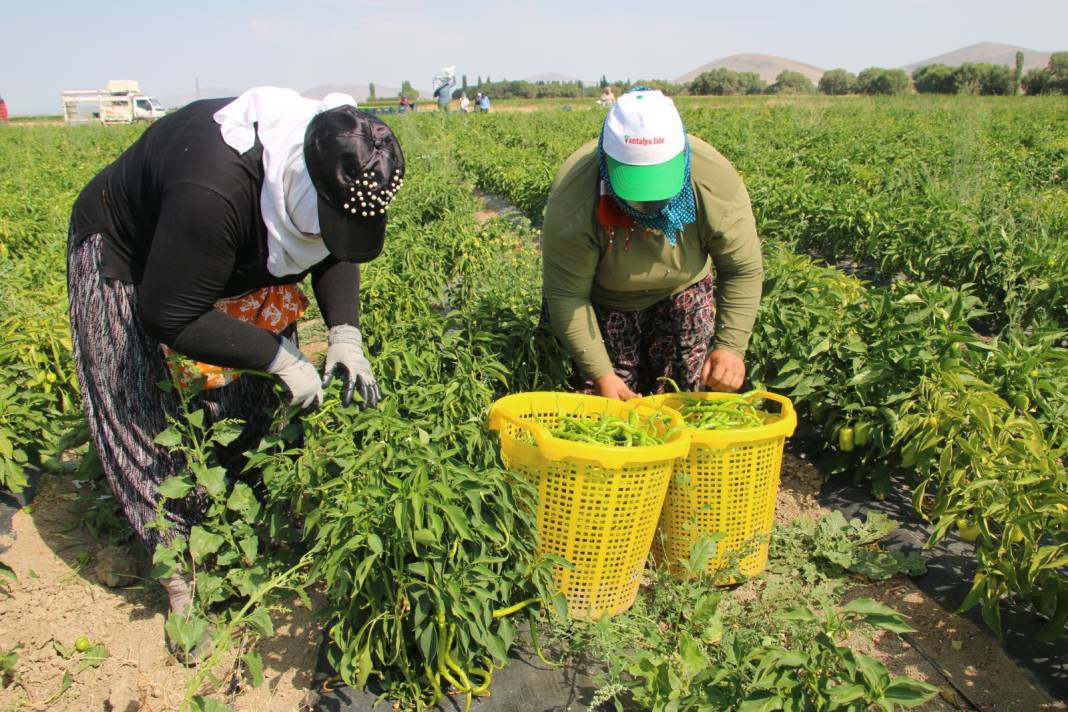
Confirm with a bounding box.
[602,89,686,202]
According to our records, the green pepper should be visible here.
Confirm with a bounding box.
[838,426,855,452]
[956,518,981,542]
[853,421,872,447]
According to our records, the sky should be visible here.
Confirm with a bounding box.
[3,0,1067,115]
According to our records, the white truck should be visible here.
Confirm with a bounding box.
[61,80,167,125]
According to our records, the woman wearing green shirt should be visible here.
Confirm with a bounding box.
[542,88,763,399]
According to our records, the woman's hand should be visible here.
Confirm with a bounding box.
[267,338,323,410]
[701,349,746,392]
[592,371,638,400]
[322,325,381,409]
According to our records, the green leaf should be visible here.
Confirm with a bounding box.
[0,559,16,583]
[242,651,264,688]
[44,671,73,705]
[153,427,183,448]
[679,633,706,680]
[226,482,261,520]
[0,648,17,675]
[841,598,904,619]
[78,642,109,672]
[738,691,781,712]
[157,474,195,500]
[497,616,515,651]
[164,611,209,655]
[227,564,270,597]
[881,678,940,707]
[213,421,243,447]
[355,645,373,688]
[53,639,74,659]
[701,612,724,644]
[827,682,867,707]
[367,533,384,555]
[238,535,259,566]
[190,696,235,712]
[769,649,808,668]
[552,592,569,621]
[186,409,205,430]
[441,504,474,540]
[854,652,891,691]
[245,608,275,637]
[188,526,225,562]
[149,539,184,579]
[809,338,831,358]
[780,608,818,623]
[485,633,508,664]
[863,613,917,634]
[195,465,227,498]
[196,572,227,606]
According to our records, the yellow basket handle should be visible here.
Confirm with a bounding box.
[753,390,795,427]
[487,404,552,448]
[637,389,797,446]
[696,390,797,446]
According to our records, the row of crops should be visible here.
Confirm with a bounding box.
[457,97,1068,331]
[443,97,1068,638]
[0,98,1065,709]
[3,112,944,711]
[0,117,578,708]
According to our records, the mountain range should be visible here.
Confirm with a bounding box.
[158,42,1056,110]
[674,54,825,85]
[671,42,1052,88]
[901,42,1051,73]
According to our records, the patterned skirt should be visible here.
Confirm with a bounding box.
[548,274,717,396]
[67,232,285,553]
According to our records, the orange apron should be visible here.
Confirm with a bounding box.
[162,284,309,390]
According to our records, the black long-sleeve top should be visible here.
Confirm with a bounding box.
[69,98,359,370]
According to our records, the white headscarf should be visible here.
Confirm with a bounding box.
[213,87,358,276]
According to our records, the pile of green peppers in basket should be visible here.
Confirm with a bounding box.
[546,410,677,446]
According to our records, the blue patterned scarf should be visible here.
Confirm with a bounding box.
[596,89,696,245]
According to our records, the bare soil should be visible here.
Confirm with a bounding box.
[773,453,1063,711]
[0,474,320,712]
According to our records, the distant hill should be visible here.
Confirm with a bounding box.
[160,86,241,110]
[902,42,1051,73]
[674,54,825,85]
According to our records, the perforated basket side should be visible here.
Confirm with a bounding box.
[657,436,787,578]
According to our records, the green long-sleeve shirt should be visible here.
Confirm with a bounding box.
[542,135,763,380]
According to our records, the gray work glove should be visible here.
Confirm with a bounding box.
[322,325,381,409]
[266,337,323,410]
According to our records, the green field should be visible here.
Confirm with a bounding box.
[1,95,1066,710]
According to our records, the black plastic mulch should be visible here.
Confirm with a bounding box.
[815,464,1068,701]
[308,628,611,712]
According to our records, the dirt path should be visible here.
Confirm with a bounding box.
[775,452,1063,711]
[0,473,320,712]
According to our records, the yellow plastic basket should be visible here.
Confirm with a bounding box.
[487,392,690,619]
[636,391,796,581]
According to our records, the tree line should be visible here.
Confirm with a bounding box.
[414,53,1067,101]
[691,51,1068,96]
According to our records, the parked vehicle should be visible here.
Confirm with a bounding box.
[61,80,166,125]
